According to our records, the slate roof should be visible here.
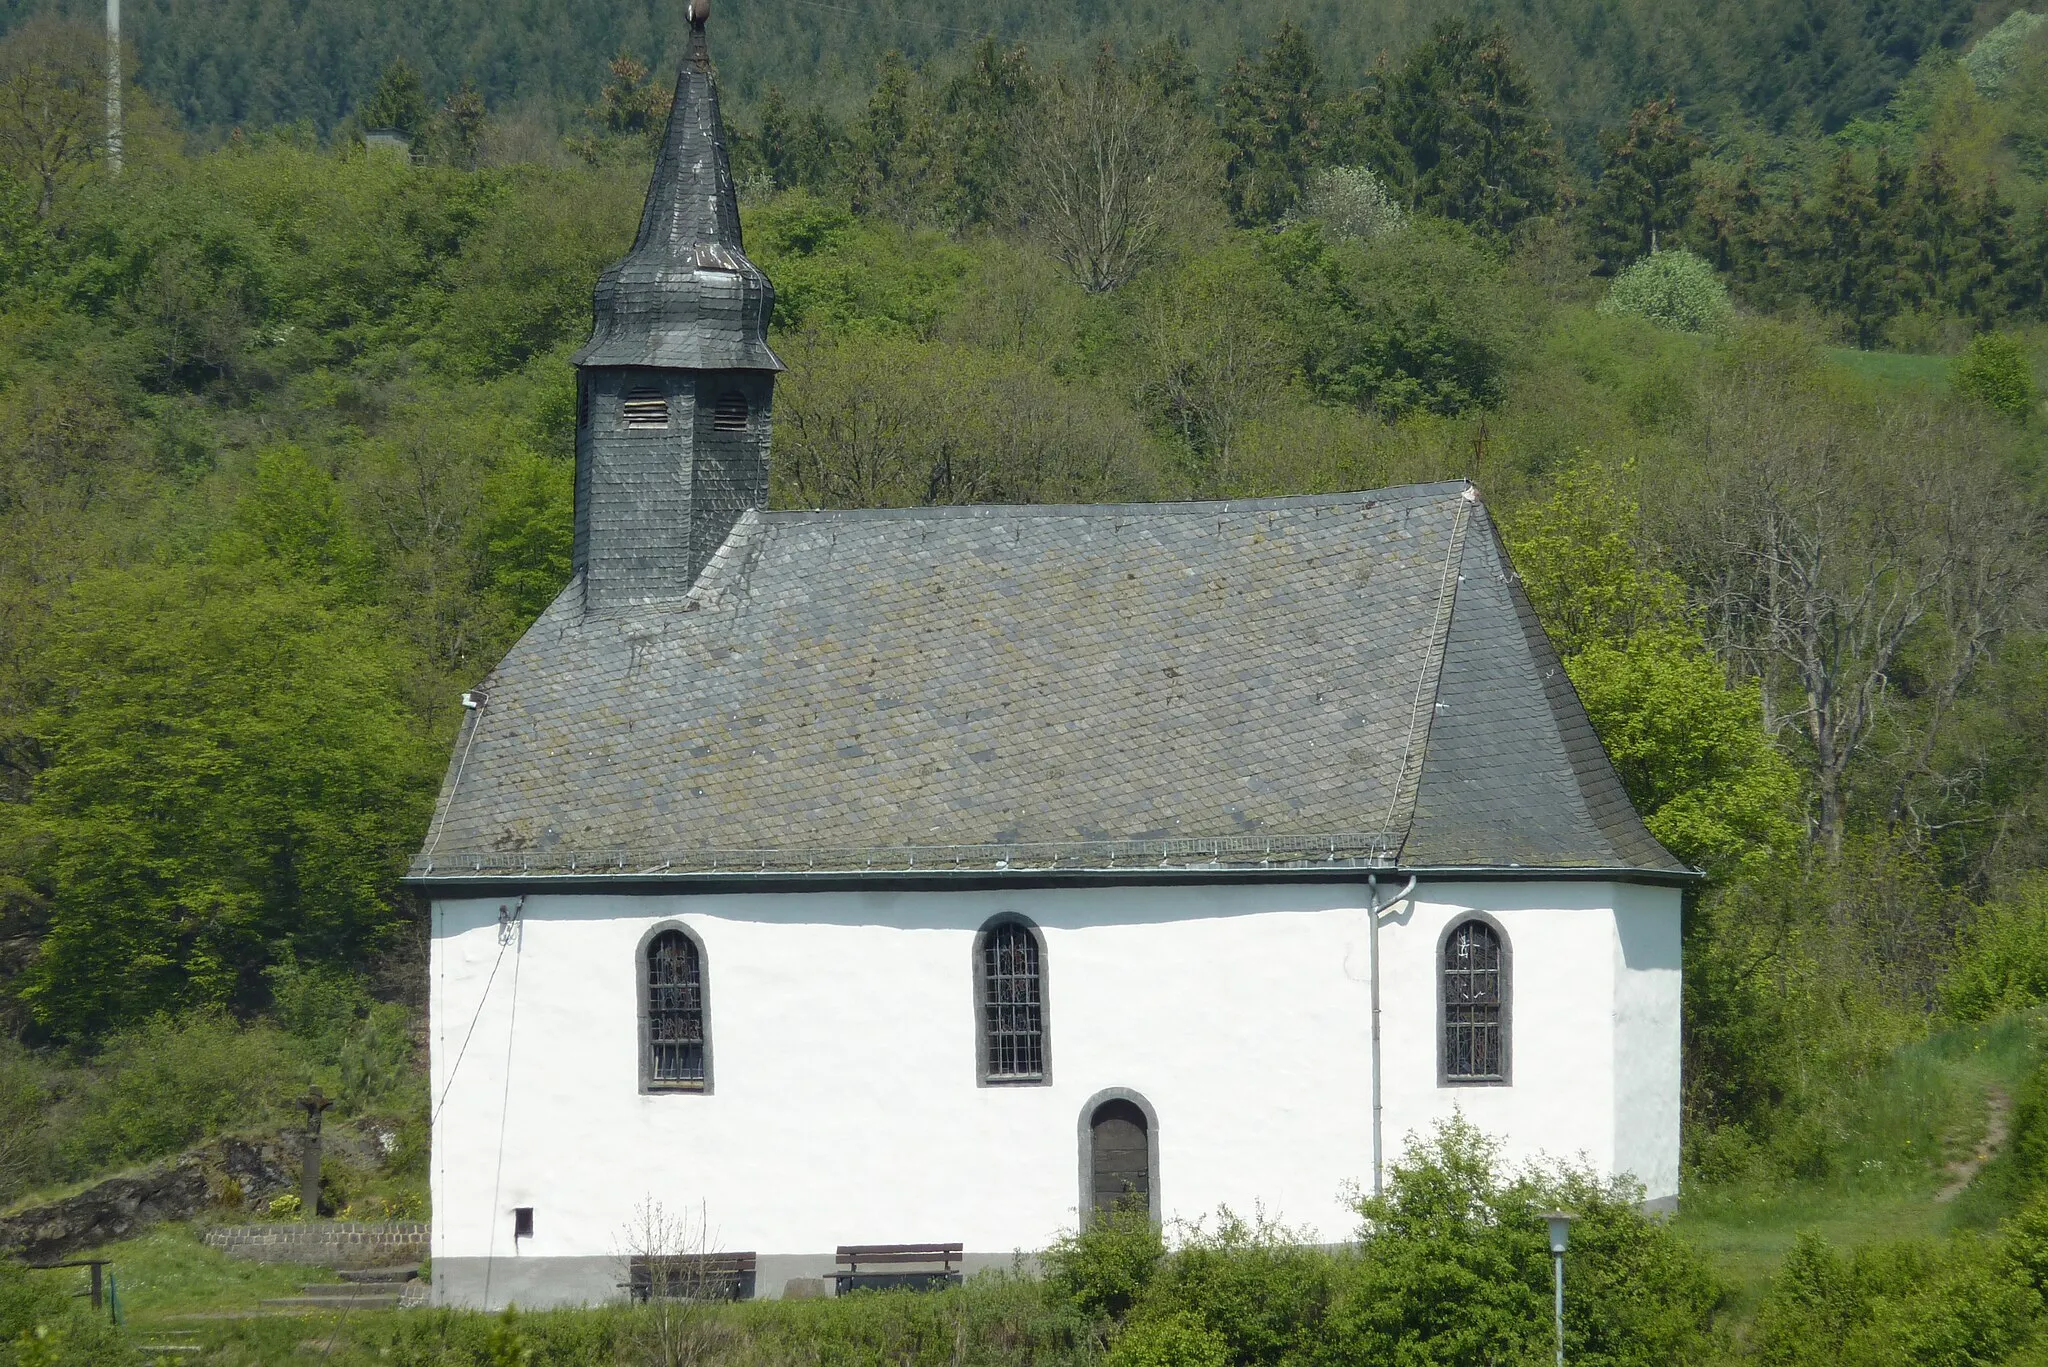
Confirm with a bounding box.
[569,18,781,374]
[412,482,1689,881]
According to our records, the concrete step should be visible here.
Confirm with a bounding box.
[337,1264,419,1284]
[296,1282,383,1297]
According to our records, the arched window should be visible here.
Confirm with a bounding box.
[645,929,707,1091]
[1441,918,1509,1084]
[977,918,1045,1084]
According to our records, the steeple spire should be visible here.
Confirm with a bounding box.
[567,0,782,612]
[571,0,780,372]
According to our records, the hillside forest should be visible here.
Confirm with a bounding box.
[0,0,2044,1360]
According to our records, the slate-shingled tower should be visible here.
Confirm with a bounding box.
[570,6,781,611]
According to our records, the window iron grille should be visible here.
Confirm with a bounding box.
[623,390,670,428]
[647,930,705,1088]
[982,922,1043,1082]
[712,390,749,431]
[1443,920,1504,1082]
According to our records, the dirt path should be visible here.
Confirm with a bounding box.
[1937,1086,2012,1203]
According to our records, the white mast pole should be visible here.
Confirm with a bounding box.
[106,0,122,175]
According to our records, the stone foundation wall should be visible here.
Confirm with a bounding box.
[202,1221,429,1266]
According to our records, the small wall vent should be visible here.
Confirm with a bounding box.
[712,391,749,431]
[623,391,670,429]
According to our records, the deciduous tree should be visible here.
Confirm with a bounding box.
[0,17,105,218]
[10,564,439,1037]
[1012,47,1214,293]
[1505,462,1799,877]
[1662,345,2043,861]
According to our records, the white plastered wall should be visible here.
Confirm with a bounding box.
[428,878,1680,1301]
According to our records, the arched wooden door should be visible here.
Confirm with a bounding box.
[1089,1098,1151,1213]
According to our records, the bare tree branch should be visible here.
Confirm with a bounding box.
[1009,48,1215,294]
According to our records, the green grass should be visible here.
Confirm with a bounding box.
[61,1225,343,1323]
[1826,346,1953,390]
[1675,1014,2040,1321]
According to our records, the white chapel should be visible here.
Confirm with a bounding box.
[411,9,1694,1310]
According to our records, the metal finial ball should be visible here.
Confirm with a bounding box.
[689,0,710,25]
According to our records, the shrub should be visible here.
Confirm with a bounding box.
[0,1045,53,1205]
[0,1262,135,1367]
[1598,249,1734,333]
[2002,1191,2048,1295]
[1942,877,2048,1022]
[1270,218,1525,417]
[1106,1309,1230,1367]
[1953,332,2038,421]
[1325,1118,1720,1367]
[1044,1199,1165,1322]
[59,1011,298,1175]
[1755,1230,2040,1367]
[1296,166,1409,242]
[1137,1209,1336,1365]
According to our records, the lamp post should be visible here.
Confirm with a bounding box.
[105,0,120,175]
[1539,1211,1573,1367]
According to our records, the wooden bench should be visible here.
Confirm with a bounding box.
[834,1243,964,1296]
[623,1251,757,1302]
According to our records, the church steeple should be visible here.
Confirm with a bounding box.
[570,0,782,611]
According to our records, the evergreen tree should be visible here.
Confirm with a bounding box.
[433,81,488,169]
[1806,152,1898,346]
[1369,21,1561,236]
[1957,178,2018,326]
[2016,207,2048,318]
[851,51,937,224]
[1132,37,1201,113]
[936,39,1038,229]
[1899,150,1970,313]
[1217,23,1330,227]
[1689,157,1770,279]
[1583,97,1705,272]
[573,52,669,165]
[758,88,845,194]
[358,57,430,140]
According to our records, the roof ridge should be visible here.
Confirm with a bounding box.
[683,509,764,612]
[758,481,1472,524]
[1384,493,1472,838]
[1487,511,1688,873]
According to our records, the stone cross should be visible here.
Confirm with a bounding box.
[297,1085,334,1214]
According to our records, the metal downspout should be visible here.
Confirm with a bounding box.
[1369,872,1419,1199]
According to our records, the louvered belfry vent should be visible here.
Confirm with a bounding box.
[568,3,783,611]
[623,391,670,428]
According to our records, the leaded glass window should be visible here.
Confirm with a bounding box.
[981,921,1044,1083]
[1443,919,1506,1083]
[647,930,706,1089]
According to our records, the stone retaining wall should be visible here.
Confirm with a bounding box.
[202,1221,429,1266]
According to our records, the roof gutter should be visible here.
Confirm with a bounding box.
[402,861,1701,897]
